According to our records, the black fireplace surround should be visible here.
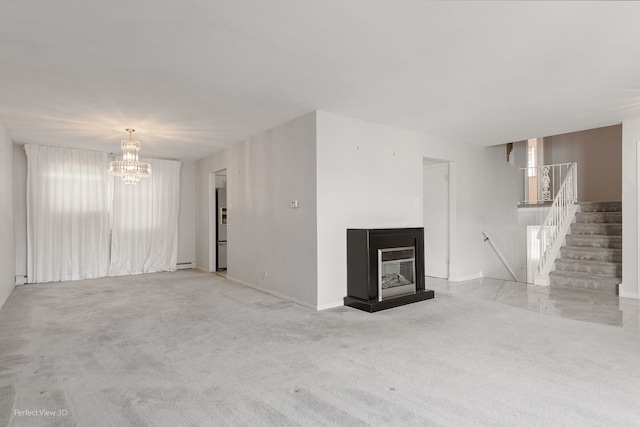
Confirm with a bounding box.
[344,228,435,312]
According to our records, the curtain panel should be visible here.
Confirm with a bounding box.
[109,158,181,276]
[25,144,111,283]
[25,145,182,283]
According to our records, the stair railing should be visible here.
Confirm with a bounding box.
[534,162,578,286]
[519,162,574,205]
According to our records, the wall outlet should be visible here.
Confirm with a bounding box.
[413,198,420,207]
[290,200,299,208]
[262,270,268,279]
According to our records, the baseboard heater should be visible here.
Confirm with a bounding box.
[176,261,195,270]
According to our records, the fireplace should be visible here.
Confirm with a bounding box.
[344,228,434,312]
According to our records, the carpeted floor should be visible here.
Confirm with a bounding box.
[1,270,640,426]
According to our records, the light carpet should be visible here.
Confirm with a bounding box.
[1,270,640,426]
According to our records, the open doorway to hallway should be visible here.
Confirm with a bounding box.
[423,158,450,279]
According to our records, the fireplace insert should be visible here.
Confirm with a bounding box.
[344,228,434,312]
[378,246,416,301]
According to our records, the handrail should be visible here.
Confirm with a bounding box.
[534,162,578,285]
[518,162,573,172]
[482,231,518,281]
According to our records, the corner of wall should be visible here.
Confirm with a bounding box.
[0,121,16,310]
[177,161,197,264]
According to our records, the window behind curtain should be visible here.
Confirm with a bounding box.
[25,145,181,283]
[25,144,111,283]
[109,158,181,276]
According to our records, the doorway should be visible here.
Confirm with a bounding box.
[210,169,227,274]
[423,159,450,279]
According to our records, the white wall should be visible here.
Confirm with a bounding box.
[0,122,15,309]
[177,161,196,264]
[621,119,639,299]
[481,141,528,282]
[191,110,550,309]
[14,144,27,280]
[543,124,622,202]
[195,113,318,307]
[315,111,507,308]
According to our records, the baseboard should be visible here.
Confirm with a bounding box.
[619,288,638,300]
[225,276,317,310]
[0,284,15,314]
[15,275,27,285]
[316,301,344,311]
[533,276,551,287]
[448,272,483,282]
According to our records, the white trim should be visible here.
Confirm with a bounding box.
[226,276,317,310]
[423,159,451,279]
[208,173,217,272]
[448,272,483,282]
[533,276,550,287]
[619,287,639,300]
[316,301,344,311]
[448,162,457,282]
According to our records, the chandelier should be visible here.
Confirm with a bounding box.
[109,129,152,185]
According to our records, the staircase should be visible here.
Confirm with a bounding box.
[549,202,622,293]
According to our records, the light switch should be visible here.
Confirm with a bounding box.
[290,200,299,208]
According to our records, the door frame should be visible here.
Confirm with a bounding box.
[423,158,454,279]
[209,169,227,272]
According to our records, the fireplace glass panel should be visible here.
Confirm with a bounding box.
[378,246,416,301]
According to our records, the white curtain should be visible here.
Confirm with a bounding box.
[25,144,111,283]
[109,158,181,276]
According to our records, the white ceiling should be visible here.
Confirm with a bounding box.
[1,1,639,160]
